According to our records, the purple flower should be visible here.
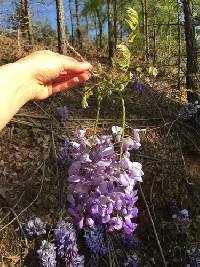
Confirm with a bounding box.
[129,81,151,92]
[178,102,200,120]
[54,221,84,266]
[124,258,138,267]
[58,140,69,162]
[121,233,139,249]
[56,106,69,121]
[84,224,108,256]
[188,248,200,267]
[37,240,56,267]
[24,217,46,237]
[66,128,143,234]
[124,218,137,235]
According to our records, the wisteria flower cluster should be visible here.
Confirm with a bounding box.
[178,101,200,120]
[84,224,107,266]
[24,217,46,237]
[172,209,190,234]
[129,81,151,93]
[66,127,144,235]
[56,105,69,122]
[37,240,57,267]
[187,248,200,267]
[54,221,84,266]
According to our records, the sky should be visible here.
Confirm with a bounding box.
[0,0,78,32]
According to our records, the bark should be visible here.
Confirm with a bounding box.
[183,0,198,102]
[68,0,74,45]
[75,0,82,48]
[96,9,103,49]
[24,0,34,48]
[107,0,114,61]
[56,0,67,54]
[141,0,149,61]
[177,0,181,90]
[113,0,117,49]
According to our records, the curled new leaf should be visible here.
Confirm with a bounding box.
[125,8,138,30]
[112,44,131,71]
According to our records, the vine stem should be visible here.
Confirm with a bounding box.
[94,96,102,136]
[120,93,126,158]
[139,183,167,267]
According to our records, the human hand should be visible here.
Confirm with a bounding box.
[16,50,93,100]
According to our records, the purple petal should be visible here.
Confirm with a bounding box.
[68,161,81,175]
[101,146,114,157]
[86,217,94,228]
[75,183,89,193]
[68,175,81,183]
[76,217,84,229]
[75,130,86,139]
[124,218,137,235]
[102,214,110,223]
[119,173,130,186]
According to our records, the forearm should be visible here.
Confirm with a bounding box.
[0,63,31,130]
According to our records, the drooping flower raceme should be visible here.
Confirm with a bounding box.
[178,101,200,120]
[37,240,57,267]
[24,217,46,237]
[66,127,143,235]
[84,224,108,266]
[56,106,69,122]
[54,221,84,266]
[84,224,108,256]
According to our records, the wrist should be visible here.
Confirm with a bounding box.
[1,62,33,104]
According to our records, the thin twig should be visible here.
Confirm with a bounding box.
[139,183,167,267]
[65,41,86,62]
[15,113,48,119]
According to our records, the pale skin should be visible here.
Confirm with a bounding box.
[0,50,93,130]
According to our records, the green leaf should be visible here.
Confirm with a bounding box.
[112,43,131,71]
[82,86,93,109]
[125,8,138,31]
[148,66,158,77]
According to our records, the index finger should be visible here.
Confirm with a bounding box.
[59,55,93,73]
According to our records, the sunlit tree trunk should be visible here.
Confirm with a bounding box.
[24,0,34,48]
[56,0,67,54]
[183,0,198,102]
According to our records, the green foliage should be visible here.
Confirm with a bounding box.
[112,44,131,71]
[148,66,158,77]
[82,7,138,109]
[125,7,138,43]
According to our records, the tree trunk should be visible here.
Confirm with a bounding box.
[20,0,26,35]
[153,15,156,64]
[68,0,74,45]
[56,0,67,54]
[141,0,149,61]
[107,0,114,61]
[113,0,117,49]
[94,14,99,61]
[24,0,34,49]
[183,0,198,102]
[96,9,103,49]
[75,0,82,48]
[177,0,181,90]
